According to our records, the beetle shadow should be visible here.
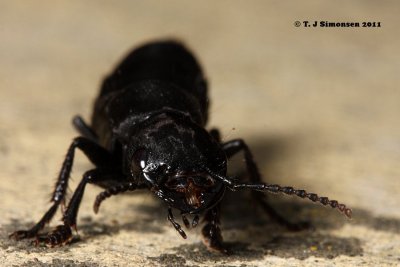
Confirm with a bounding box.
[80,196,167,236]
[152,194,365,264]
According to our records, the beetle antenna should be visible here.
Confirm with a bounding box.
[203,166,352,218]
[233,183,352,218]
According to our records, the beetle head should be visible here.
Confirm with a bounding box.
[127,115,227,214]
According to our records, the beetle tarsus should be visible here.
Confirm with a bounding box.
[9,230,37,240]
[9,204,59,241]
[34,225,73,248]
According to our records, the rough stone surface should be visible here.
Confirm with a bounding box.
[1,1,399,266]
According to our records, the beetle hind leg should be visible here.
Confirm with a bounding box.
[72,115,98,142]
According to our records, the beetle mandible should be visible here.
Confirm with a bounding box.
[10,40,352,252]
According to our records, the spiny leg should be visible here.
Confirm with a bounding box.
[35,168,120,247]
[201,204,227,254]
[9,137,113,241]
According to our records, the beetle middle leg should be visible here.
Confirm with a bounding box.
[9,136,114,242]
[201,129,227,253]
[222,137,310,230]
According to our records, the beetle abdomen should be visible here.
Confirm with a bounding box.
[92,41,209,147]
[99,40,208,116]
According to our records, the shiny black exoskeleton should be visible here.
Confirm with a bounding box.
[10,41,352,252]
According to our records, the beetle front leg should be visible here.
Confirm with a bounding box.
[9,137,113,241]
[201,204,227,254]
[34,168,120,247]
[222,138,310,231]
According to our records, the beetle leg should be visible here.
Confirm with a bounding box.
[33,168,120,247]
[62,169,112,228]
[222,138,311,230]
[72,115,98,142]
[9,205,58,240]
[33,225,72,248]
[201,204,227,254]
[9,137,113,241]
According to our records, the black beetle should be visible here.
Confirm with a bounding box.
[10,40,351,252]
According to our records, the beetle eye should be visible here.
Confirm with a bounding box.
[131,148,146,178]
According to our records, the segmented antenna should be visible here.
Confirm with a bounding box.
[233,183,352,218]
[203,165,352,218]
[93,183,137,214]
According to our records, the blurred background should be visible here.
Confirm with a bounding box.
[0,1,399,266]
